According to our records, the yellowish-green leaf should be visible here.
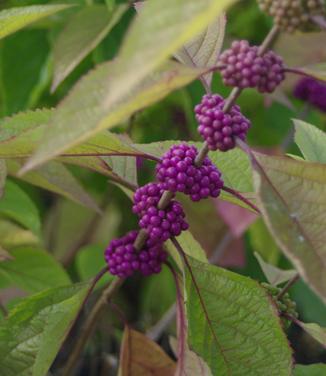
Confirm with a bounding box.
[0,219,39,250]
[294,119,326,163]
[52,4,127,91]
[253,152,326,303]
[119,327,176,376]
[23,0,235,172]
[254,252,297,286]
[0,4,73,40]
[297,321,326,347]
[185,256,292,375]
[294,364,326,376]
[174,14,226,90]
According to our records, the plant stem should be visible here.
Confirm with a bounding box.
[258,25,280,56]
[63,277,125,376]
[283,67,321,80]
[276,274,300,300]
[0,299,7,317]
[146,303,176,340]
[222,186,260,214]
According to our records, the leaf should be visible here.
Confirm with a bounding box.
[0,247,71,292]
[0,247,13,262]
[294,119,326,163]
[252,152,326,303]
[0,219,39,250]
[22,61,207,173]
[0,4,72,40]
[174,14,226,89]
[296,321,326,347]
[169,337,212,376]
[119,327,176,376]
[294,364,326,376]
[185,257,292,375]
[254,252,297,286]
[0,282,90,376]
[23,0,235,172]
[0,180,40,234]
[104,155,138,187]
[52,4,127,91]
[7,160,100,213]
[298,63,326,82]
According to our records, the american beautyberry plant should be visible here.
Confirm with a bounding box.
[0,1,325,376]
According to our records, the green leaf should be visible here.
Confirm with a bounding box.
[22,0,235,172]
[21,61,207,173]
[0,219,39,250]
[294,119,326,163]
[52,4,127,91]
[174,13,226,90]
[294,364,326,376]
[252,152,326,303]
[296,321,326,347]
[7,160,100,212]
[0,246,70,292]
[298,63,326,82]
[254,252,297,286]
[76,244,112,289]
[185,257,292,375]
[0,4,73,40]
[0,180,40,234]
[0,282,90,376]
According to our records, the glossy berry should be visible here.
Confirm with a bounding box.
[294,77,326,112]
[156,143,224,201]
[105,230,167,277]
[133,183,189,245]
[218,40,285,93]
[195,94,251,151]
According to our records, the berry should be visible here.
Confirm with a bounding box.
[195,94,251,151]
[257,0,325,33]
[218,40,285,93]
[294,77,326,112]
[133,183,189,244]
[156,143,224,201]
[105,230,167,277]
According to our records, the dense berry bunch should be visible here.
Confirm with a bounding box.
[257,0,325,32]
[156,143,224,201]
[261,283,298,329]
[218,40,285,93]
[133,183,189,245]
[294,77,326,112]
[195,94,251,151]
[105,231,167,277]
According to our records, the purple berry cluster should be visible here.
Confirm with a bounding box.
[156,143,223,201]
[133,183,189,245]
[195,94,251,151]
[105,231,167,277]
[294,77,326,113]
[218,40,285,93]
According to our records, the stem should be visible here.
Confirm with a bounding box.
[282,312,301,326]
[134,229,148,251]
[283,67,320,81]
[310,14,326,30]
[158,190,175,209]
[61,152,161,163]
[258,25,280,56]
[0,299,7,317]
[222,186,260,214]
[146,303,176,341]
[63,277,125,376]
[276,274,300,300]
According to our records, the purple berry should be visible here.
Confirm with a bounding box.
[104,230,168,278]
[133,183,189,244]
[294,77,326,113]
[218,40,285,93]
[195,94,251,151]
[156,143,223,201]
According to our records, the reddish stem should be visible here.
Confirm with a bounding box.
[222,186,260,214]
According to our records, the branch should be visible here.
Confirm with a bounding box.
[222,186,261,214]
[63,277,125,376]
[276,274,300,300]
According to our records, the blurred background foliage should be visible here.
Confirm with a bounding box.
[0,0,325,374]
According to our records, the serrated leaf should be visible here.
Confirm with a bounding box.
[52,4,127,91]
[294,119,326,163]
[7,160,100,212]
[0,246,70,292]
[0,282,90,376]
[23,0,235,172]
[254,252,297,286]
[174,14,226,90]
[294,364,326,376]
[296,321,326,347]
[185,257,292,375]
[0,180,40,234]
[22,61,207,173]
[0,4,72,40]
[252,152,326,303]
[119,326,176,376]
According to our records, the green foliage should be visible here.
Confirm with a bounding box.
[294,364,326,376]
